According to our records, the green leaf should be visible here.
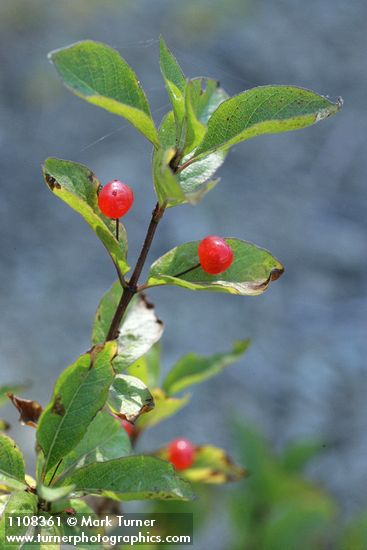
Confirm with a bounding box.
[92,285,164,372]
[191,86,342,161]
[146,238,284,296]
[58,456,194,501]
[183,78,228,154]
[152,147,186,207]
[136,389,190,430]
[282,440,325,473]
[108,374,154,422]
[0,434,26,491]
[37,342,116,481]
[43,158,129,276]
[157,444,246,484]
[126,344,161,388]
[113,295,164,372]
[54,411,131,485]
[163,340,250,395]
[0,384,27,407]
[37,484,75,503]
[49,40,159,147]
[159,37,186,142]
[0,491,38,548]
[91,280,122,344]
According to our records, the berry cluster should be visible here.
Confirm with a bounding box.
[97,181,234,275]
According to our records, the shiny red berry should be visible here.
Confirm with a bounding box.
[98,180,134,219]
[121,419,134,438]
[168,438,195,471]
[198,236,234,275]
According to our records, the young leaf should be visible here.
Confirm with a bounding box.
[191,86,342,161]
[43,158,129,276]
[0,434,26,491]
[152,147,186,207]
[49,40,159,147]
[163,340,250,395]
[57,455,193,501]
[158,111,225,205]
[37,342,116,481]
[136,389,190,430]
[146,238,284,296]
[126,344,161,388]
[159,37,186,142]
[0,491,38,546]
[158,444,246,484]
[108,374,154,423]
[183,78,228,154]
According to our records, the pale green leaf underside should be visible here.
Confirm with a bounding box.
[37,342,116,480]
[92,283,164,371]
[56,411,131,484]
[37,483,75,503]
[158,111,226,206]
[114,294,164,371]
[0,434,26,491]
[136,389,190,429]
[49,40,159,147]
[58,456,193,501]
[192,85,342,160]
[163,340,250,395]
[147,238,284,296]
[108,374,154,422]
[43,158,129,276]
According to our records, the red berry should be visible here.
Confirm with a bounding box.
[98,180,134,219]
[168,438,195,471]
[121,419,134,438]
[198,236,234,275]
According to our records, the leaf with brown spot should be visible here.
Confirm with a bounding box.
[51,396,65,417]
[108,374,154,423]
[7,393,43,428]
[43,158,129,276]
[146,239,284,296]
[36,341,116,482]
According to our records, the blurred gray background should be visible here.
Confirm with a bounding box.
[0,0,366,546]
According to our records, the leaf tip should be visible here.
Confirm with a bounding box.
[270,266,285,282]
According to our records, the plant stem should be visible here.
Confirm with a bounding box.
[105,202,166,341]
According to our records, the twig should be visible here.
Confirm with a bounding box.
[105,202,166,341]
